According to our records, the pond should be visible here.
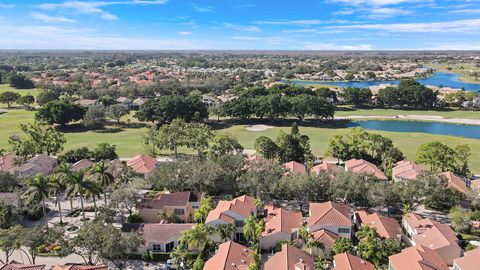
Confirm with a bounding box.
[348,120,480,139]
[289,72,480,91]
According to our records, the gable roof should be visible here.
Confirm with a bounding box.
[284,161,307,175]
[453,248,480,270]
[355,209,402,239]
[139,223,194,245]
[307,201,352,229]
[404,214,459,250]
[264,244,314,270]
[53,265,108,270]
[139,191,199,209]
[205,195,256,224]
[0,153,17,172]
[126,154,157,174]
[345,159,387,180]
[203,241,253,270]
[333,252,375,270]
[311,229,339,249]
[0,261,45,270]
[12,154,57,175]
[311,163,341,175]
[388,246,448,270]
[263,205,303,236]
[393,160,424,180]
[71,159,93,172]
[439,171,469,194]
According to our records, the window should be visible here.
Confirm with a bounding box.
[152,244,162,252]
[165,242,175,252]
[174,208,185,215]
[338,228,350,234]
[192,205,199,209]
[235,220,244,227]
[235,232,245,242]
[291,231,298,240]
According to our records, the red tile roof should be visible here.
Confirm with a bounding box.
[0,153,17,172]
[404,213,459,251]
[439,171,469,194]
[453,248,480,270]
[345,159,387,180]
[53,265,108,270]
[205,195,256,224]
[139,191,200,209]
[311,229,339,249]
[393,160,424,180]
[126,154,157,174]
[307,201,352,229]
[0,261,45,270]
[355,210,402,240]
[203,241,253,270]
[263,205,303,236]
[311,163,341,175]
[264,244,314,270]
[333,252,375,270]
[388,246,448,270]
[71,159,93,172]
[139,223,194,245]
[284,161,307,175]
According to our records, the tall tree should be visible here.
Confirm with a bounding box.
[35,100,85,126]
[90,160,114,205]
[24,174,50,227]
[0,91,20,108]
[254,136,279,161]
[65,170,94,224]
[416,142,456,172]
[276,123,314,163]
[49,173,66,224]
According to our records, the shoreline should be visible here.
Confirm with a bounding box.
[335,114,480,126]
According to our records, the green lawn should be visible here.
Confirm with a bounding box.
[335,108,480,120]
[0,84,40,108]
[2,108,480,173]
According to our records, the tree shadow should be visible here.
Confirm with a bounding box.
[58,124,125,134]
[209,118,351,130]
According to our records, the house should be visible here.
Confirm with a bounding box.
[126,154,157,175]
[0,153,17,172]
[133,97,147,108]
[116,96,132,105]
[388,245,448,270]
[71,159,94,172]
[53,265,108,270]
[392,160,424,181]
[333,252,375,270]
[307,201,352,238]
[138,191,202,223]
[311,163,341,176]
[439,171,469,195]
[345,159,387,180]
[284,161,307,175]
[0,261,45,270]
[453,248,480,270]
[138,223,194,253]
[264,244,314,270]
[0,192,20,207]
[260,205,303,250]
[11,154,57,177]
[311,229,339,258]
[203,241,253,270]
[403,213,461,266]
[75,99,97,107]
[205,195,256,242]
[354,210,402,240]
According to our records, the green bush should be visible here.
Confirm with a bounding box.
[128,213,143,223]
[148,251,171,262]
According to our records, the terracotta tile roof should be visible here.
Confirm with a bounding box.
[311,229,339,249]
[0,193,20,206]
[345,159,387,180]
[0,261,45,270]
[263,205,303,236]
[405,213,459,251]
[333,252,375,270]
[393,160,424,180]
[439,171,469,194]
[264,244,314,270]
[71,159,93,172]
[139,191,200,209]
[388,246,449,270]
[52,265,108,270]
[139,223,194,245]
[126,154,157,174]
[75,99,97,106]
[307,201,352,229]
[205,195,256,224]
[203,241,253,270]
[453,248,480,270]
[311,163,341,175]
[0,153,17,172]
[355,210,402,240]
[284,161,307,175]
[12,154,57,175]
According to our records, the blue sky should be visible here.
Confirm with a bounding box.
[0,0,480,50]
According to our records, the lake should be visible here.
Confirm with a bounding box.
[289,72,480,91]
[348,120,480,139]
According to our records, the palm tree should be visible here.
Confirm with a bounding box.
[84,181,102,217]
[55,163,75,212]
[65,170,94,224]
[355,225,377,242]
[90,160,114,206]
[216,223,235,241]
[299,225,325,254]
[180,224,210,251]
[49,174,66,224]
[158,210,182,223]
[24,174,50,227]
[243,216,265,246]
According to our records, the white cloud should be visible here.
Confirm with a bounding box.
[0,4,15,8]
[451,9,480,14]
[38,0,167,20]
[303,43,372,50]
[223,23,260,32]
[192,5,214,12]
[330,19,480,32]
[256,19,323,26]
[364,7,412,19]
[31,12,76,23]
[329,0,425,6]
[430,43,480,50]
[177,31,192,36]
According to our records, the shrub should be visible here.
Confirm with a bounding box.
[128,213,143,223]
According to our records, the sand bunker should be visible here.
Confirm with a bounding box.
[246,124,274,131]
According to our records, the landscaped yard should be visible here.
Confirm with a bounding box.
[2,108,480,173]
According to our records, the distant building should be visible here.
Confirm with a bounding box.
[138,191,202,223]
[11,154,57,177]
[307,201,352,238]
[284,161,307,175]
[345,159,387,180]
[439,171,469,195]
[392,160,424,182]
[71,159,94,172]
[311,163,341,176]
[75,99,97,107]
[0,260,45,270]
[0,153,18,172]
[126,154,158,175]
